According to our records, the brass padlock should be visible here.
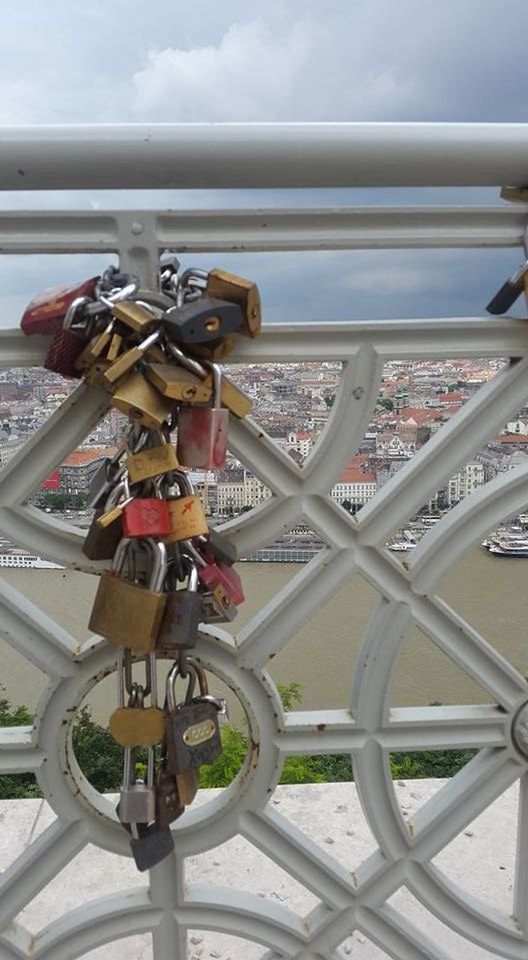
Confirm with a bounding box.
[145,363,213,404]
[111,300,158,334]
[188,337,236,362]
[203,368,253,419]
[107,331,123,362]
[165,343,252,419]
[88,538,167,652]
[102,330,161,389]
[205,268,261,338]
[112,371,176,430]
[127,429,179,484]
[163,473,209,543]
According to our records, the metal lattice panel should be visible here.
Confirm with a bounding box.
[0,319,527,959]
[0,123,527,957]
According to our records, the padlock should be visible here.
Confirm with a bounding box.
[196,553,244,606]
[82,505,122,561]
[144,363,213,404]
[205,268,262,338]
[155,761,184,828]
[102,329,162,389]
[203,368,253,419]
[157,563,202,651]
[164,661,223,773]
[88,538,167,652]
[129,820,175,872]
[200,583,238,624]
[74,316,116,372]
[127,429,179,485]
[160,251,181,285]
[162,297,244,344]
[88,448,126,510]
[107,331,123,363]
[109,683,164,748]
[166,343,252,419]
[163,473,209,543]
[175,766,199,806]
[110,299,158,334]
[109,651,164,748]
[198,528,238,566]
[82,478,132,561]
[20,275,99,335]
[20,277,101,378]
[187,336,236,362]
[111,371,176,431]
[177,364,229,469]
[122,490,172,539]
[118,746,156,826]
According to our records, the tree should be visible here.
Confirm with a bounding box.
[341,500,353,513]
[378,398,393,411]
[324,395,335,409]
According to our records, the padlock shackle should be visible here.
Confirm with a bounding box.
[166,662,196,713]
[166,341,206,381]
[186,657,209,697]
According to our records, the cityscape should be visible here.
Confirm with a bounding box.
[0,354,526,565]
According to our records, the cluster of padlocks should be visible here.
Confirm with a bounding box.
[20,256,260,870]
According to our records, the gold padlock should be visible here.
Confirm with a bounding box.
[88,538,167,652]
[112,371,176,430]
[111,300,158,334]
[127,441,179,484]
[163,473,208,542]
[145,363,213,403]
[106,331,123,363]
[206,268,261,338]
[203,370,253,419]
[188,337,236,362]
[102,330,161,389]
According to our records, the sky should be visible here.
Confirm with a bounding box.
[1,0,528,327]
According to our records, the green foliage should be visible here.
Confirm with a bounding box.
[276,682,303,711]
[0,699,33,726]
[390,749,476,779]
[378,398,393,410]
[199,725,248,788]
[309,754,353,782]
[0,699,41,799]
[72,706,129,792]
[324,394,335,408]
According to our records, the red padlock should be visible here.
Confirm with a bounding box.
[196,552,245,606]
[20,276,100,378]
[122,498,172,539]
[176,363,228,469]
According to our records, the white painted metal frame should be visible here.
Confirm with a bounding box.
[0,124,527,959]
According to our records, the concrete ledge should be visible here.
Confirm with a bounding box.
[0,779,518,959]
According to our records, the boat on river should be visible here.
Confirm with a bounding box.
[486,539,528,557]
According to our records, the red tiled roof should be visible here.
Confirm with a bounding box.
[62,447,118,466]
[338,466,377,484]
[400,408,443,424]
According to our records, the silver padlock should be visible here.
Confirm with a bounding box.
[118,746,156,826]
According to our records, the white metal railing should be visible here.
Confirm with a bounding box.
[0,124,527,959]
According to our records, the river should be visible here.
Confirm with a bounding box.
[0,547,525,724]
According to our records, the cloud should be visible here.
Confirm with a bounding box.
[130,1,528,123]
[133,20,315,121]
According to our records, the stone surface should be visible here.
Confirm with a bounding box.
[0,780,519,959]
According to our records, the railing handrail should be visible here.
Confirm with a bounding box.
[2,122,528,189]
